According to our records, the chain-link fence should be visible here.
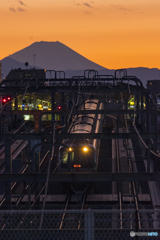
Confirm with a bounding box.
[0,209,159,240]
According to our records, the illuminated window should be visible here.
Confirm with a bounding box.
[62,151,74,163]
[62,152,68,163]
[71,152,74,161]
[24,115,30,120]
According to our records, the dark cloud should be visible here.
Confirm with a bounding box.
[8,0,26,13]
[18,0,26,6]
[17,7,25,12]
[111,5,132,11]
[71,1,81,6]
[119,6,132,11]
[9,7,16,13]
[72,1,94,8]
[83,3,93,8]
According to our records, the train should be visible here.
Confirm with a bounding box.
[58,99,103,172]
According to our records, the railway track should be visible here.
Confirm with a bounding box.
[5,126,61,210]
[0,138,27,173]
[0,127,51,208]
[0,93,159,234]
[110,92,154,229]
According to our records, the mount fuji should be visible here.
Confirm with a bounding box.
[1,41,160,87]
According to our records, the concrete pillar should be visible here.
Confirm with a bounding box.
[136,93,139,127]
[5,139,12,209]
[154,112,158,172]
[61,92,65,125]
[34,112,40,133]
[31,139,41,207]
[51,92,55,111]
[14,97,18,126]
[51,93,55,131]
[146,93,150,146]
[34,95,36,109]
[141,94,145,133]
[85,209,94,240]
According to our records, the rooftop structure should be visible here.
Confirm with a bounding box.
[5,68,46,80]
[146,79,160,95]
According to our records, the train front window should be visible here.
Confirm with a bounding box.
[72,147,94,168]
[62,152,68,164]
[60,147,95,168]
[62,151,74,164]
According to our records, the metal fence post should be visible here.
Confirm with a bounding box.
[85,209,94,240]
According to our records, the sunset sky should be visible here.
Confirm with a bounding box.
[1,0,160,69]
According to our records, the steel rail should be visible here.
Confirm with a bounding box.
[120,92,141,229]
[59,193,71,230]
[0,128,45,209]
[77,193,87,229]
[14,150,50,207]
[116,138,123,229]
[0,146,51,231]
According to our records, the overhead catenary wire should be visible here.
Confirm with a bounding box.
[131,93,160,157]
[120,87,142,229]
[1,77,80,218]
[0,82,30,147]
[120,78,160,158]
[56,84,81,130]
[17,155,64,229]
[0,79,30,114]
[13,120,27,135]
[149,90,160,111]
[16,109,76,229]
[16,139,75,230]
[132,119,160,158]
[39,118,55,229]
[0,93,18,113]
[21,82,29,101]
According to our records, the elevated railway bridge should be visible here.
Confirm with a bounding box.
[0,69,160,239]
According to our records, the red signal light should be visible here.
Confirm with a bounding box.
[58,106,61,110]
[2,96,12,105]
[2,98,7,106]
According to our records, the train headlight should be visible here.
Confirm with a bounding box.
[68,148,72,151]
[83,147,88,152]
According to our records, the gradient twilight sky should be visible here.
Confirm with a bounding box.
[1,0,160,69]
